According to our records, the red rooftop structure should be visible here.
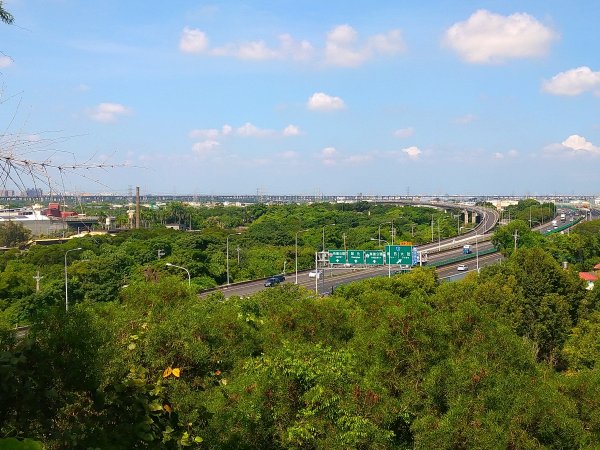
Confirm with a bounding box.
[579,272,598,282]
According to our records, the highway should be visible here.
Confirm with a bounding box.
[201,206,590,299]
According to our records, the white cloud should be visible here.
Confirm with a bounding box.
[493,149,519,159]
[0,56,13,68]
[542,66,600,96]
[319,146,338,165]
[189,123,297,140]
[87,102,131,123]
[544,135,600,157]
[394,127,414,138]
[345,154,372,164]
[179,27,209,54]
[278,34,315,61]
[178,25,402,67]
[192,140,220,157]
[402,146,422,159]
[307,92,346,111]
[189,128,221,139]
[235,41,279,60]
[283,124,301,136]
[325,25,405,67]
[236,122,274,137]
[562,135,600,154]
[443,9,557,64]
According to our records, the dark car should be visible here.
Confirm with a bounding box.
[272,274,285,282]
[264,277,281,287]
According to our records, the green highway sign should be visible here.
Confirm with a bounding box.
[328,249,346,264]
[385,245,414,265]
[365,250,384,265]
[347,250,364,264]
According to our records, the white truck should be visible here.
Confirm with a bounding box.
[560,213,566,222]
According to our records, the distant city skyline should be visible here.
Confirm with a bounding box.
[1,1,599,195]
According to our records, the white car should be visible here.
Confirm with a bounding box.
[457,264,468,271]
[308,270,323,279]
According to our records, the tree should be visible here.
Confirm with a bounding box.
[0,1,13,24]
[491,219,542,256]
[0,221,31,247]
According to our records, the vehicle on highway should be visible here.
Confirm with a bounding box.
[308,270,323,279]
[264,277,281,287]
[457,264,468,271]
[271,274,285,282]
[463,245,471,254]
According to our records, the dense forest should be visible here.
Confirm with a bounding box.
[1,202,600,449]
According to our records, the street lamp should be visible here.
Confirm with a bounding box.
[165,262,191,287]
[226,232,242,285]
[64,247,82,312]
[378,222,391,248]
[295,229,309,284]
[475,232,479,273]
[370,238,391,278]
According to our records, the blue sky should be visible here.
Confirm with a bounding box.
[1,0,599,196]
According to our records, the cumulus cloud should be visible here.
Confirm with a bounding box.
[319,146,338,165]
[325,25,405,67]
[283,124,301,136]
[402,146,422,159]
[562,135,600,154]
[87,102,131,123]
[307,92,346,111]
[345,154,372,164]
[542,66,600,96]
[236,122,274,137]
[443,9,557,64]
[189,123,298,141]
[192,140,220,157]
[179,27,209,53]
[0,56,13,68]
[544,135,600,157]
[394,127,414,138]
[493,149,519,159]
[178,25,402,66]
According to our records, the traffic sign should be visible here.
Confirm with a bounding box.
[412,248,418,266]
[365,250,384,265]
[347,250,364,264]
[328,250,346,264]
[385,245,414,265]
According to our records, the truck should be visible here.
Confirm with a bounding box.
[560,213,566,222]
[552,220,558,228]
[463,245,471,254]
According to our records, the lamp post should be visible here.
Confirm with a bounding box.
[378,222,391,248]
[226,232,242,285]
[295,229,309,284]
[64,247,82,312]
[475,232,479,273]
[166,262,191,287]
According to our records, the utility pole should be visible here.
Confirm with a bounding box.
[513,229,519,252]
[33,271,43,292]
[136,186,141,229]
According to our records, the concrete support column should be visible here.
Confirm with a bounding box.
[471,212,477,223]
[464,210,469,224]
